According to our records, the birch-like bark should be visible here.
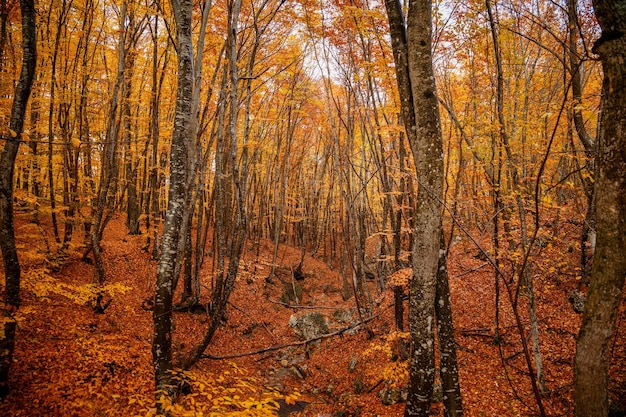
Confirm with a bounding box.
[152,0,194,401]
[181,0,244,369]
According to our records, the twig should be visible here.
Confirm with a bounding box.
[201,303,393,360]
[455,262,489,277]
[228,301,277,342]
[267,298,340,310]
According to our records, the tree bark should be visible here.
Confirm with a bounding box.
[436,236,463,417]
[90,1,127,285]
[384,0,460,415]
[152,0,194,401]
[574,2,626,416]
[181,0,244,370]
[0,0,36,397]
[404,0,444,414]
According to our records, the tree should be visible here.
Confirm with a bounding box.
[574,1,626,415]
[91,1,127,286]
[0,0,36,397]
[384,0,462,415]
[152,0,195,402]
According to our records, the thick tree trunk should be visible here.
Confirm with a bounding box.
[574,2,626,416]
[0,0,36,397]
[403,0,445,415]
[384,0,458,415]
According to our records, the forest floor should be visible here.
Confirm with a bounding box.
[1,211,625,417]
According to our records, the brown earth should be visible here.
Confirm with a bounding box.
[1,211,625,416]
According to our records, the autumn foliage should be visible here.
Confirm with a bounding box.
[1,0,625,416]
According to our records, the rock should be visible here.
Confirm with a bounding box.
[291,364,307,379]
[289,312,329,340]
[353,375,365,394]
[348,355,358,373]
[332,308,354,324]
[276,399,309,417]
[379,386,408,405]
[568,290,586,314]
[345,324,361,336]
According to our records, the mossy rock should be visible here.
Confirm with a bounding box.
[288,312,329,340]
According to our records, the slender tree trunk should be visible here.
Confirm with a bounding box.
[182,0,244,369]
[0,0,36,397]
[91,1,126,285]
[46,0,71,244]
[145,21,169,258]
[574,3,626,415]
[152,0,194,402]
[436,236,463,417]
[124,41,140,235]
[78,0,95,240]
[567,0,597,285]
[485,0,547,398]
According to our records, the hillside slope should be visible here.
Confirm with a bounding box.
[1,214,624,416]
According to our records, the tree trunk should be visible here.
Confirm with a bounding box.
[0,0,36,397]
[91,1,126,285]
[385,0,447,414]
[46,0,71,244]
[567,0,597,285]
[403,0,445,414]
[124,40,140,235]
[181,0,244,370]
[436,236,463,417]
[152,0,194,401]
[384,0,440,413]
[574,2,626,415]
[485,0,547,400]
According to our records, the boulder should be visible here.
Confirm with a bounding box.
[332,308,355,324]
[568,290,586,314]
[379,386,407,405]
[289,312,329,340]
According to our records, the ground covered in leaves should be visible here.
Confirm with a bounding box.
[1,212,625,416]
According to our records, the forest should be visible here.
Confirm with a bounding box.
[0,0,625,416]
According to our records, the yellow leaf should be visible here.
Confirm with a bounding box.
[71,138,82,148]
[9,129,17,138]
